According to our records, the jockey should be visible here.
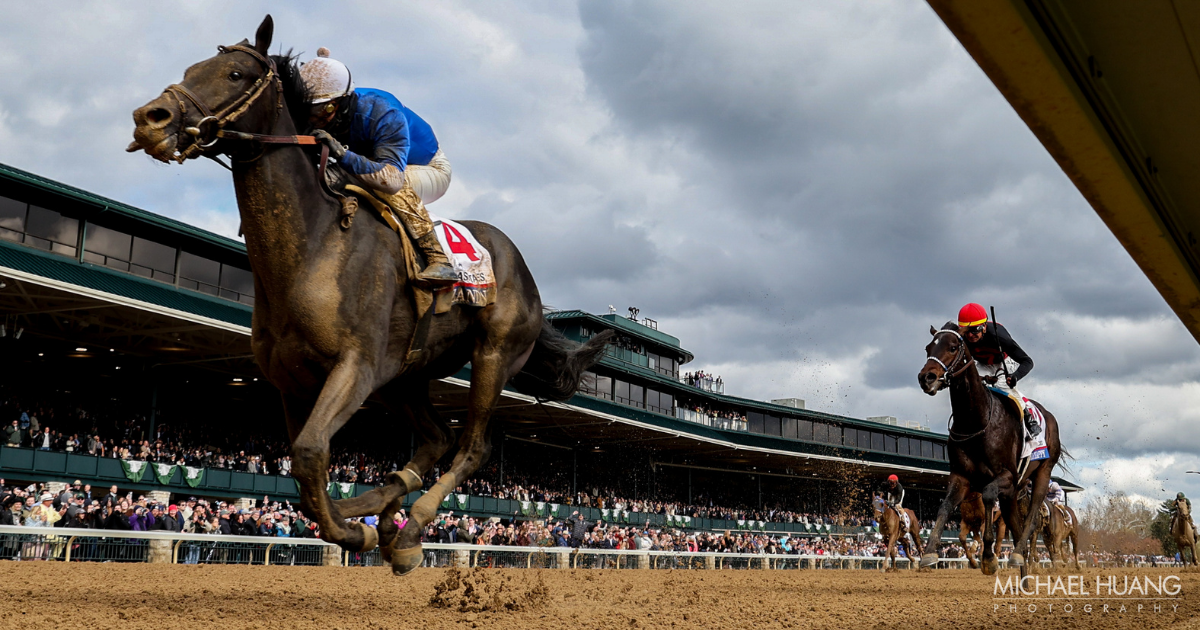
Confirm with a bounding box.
[957,303,1038,437]
[1045,480,1065,505]
[1176,492,1196,532]
[878,474,905,510]
[300,48,458,286]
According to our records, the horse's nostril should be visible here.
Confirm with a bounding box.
[923,372,935,382]
[146,108,172,124]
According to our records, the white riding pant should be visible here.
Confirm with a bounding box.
[976,361,1025,400]
[406,148,452,204]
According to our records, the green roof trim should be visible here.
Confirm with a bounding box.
[0,239,251,329]
[546,310,693,362]
[0,162,247,256]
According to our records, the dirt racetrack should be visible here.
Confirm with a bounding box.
[1,563,1198,629]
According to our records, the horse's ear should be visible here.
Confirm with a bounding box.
[254,15,274,56]
[930,325,938,336]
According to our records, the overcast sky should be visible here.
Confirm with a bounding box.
[2,0,1197,505]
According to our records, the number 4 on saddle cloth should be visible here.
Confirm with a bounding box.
[987,386,1049,461]
[430,218,496,309]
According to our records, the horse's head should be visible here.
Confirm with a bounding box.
[128,15,303,164]
[871,494,886,518]
[918,322,972,395]
[1178,497,1191,518]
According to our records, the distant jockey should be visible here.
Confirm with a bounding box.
[956,303,1039,437]
[300,48,457,286]
[1045,480,1064,505]
[878,474,905,510]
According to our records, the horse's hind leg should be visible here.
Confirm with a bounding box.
[289,354,381,553]
[390,327,537,576]
[907,510,924,570]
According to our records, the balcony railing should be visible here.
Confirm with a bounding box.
[680,375,724,395]
[675,408,748,432]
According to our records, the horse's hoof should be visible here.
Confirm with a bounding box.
[347,522,379,553]
[982,557,999,575]
[1009,552,1025,567]
[919,553,939,568]
[391,544,423,577]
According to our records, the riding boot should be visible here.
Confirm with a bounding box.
[415,232,458,286]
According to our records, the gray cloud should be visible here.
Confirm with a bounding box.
[1,0,1197,500]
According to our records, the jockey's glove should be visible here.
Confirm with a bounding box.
[1006,376,1017,388]
[312,129,347,160]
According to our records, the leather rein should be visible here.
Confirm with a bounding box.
[926,329,988,443]
[161,44,327,177]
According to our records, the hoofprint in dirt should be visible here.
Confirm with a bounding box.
[1,564,1198,629]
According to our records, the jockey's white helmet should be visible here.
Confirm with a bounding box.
[300,47,354,103]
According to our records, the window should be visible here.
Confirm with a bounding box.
[24,206,78,257]
[747,412,765,434]
[885,434,898,453]
[613,380,629,404]
[179,252,221,295]
[782,417,797,439]
[795,419,812,440]
[130,237,176,283]
[765,415,782,436]
[827,425,842,445]
[812,422,827,443]
[660,392,673,412]
[594,375,612,400]
[0,196,26,241]
[921,440,933,458]
[647,353,659,372]
[220,264,254,303]
[898,436,910,456]
[872,431,885,451]
[629,384,644,408]
[84,224,133,271]
[934,443,946,461]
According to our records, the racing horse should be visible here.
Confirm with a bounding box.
[1039,501,1079,570]
[917,324,1063,576]
[127,16,611,575]
[873,494,923,571]
[1172,498,1199,566]
[959,490,1006,570]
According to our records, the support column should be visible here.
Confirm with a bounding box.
[148,539,173,564]
[703,555,716,570]
[636,552,650,569]
[148,378,158,441]
[757,475,762,510]
[572,449,577,496]
[555,550,571,569]
[321,545,342,567]
[499,435,505,486]
[688,468,692,504]
[453,549,470,568]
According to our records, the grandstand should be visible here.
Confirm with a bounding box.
[0,161,1079,536]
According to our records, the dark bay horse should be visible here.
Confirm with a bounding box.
[959,490,1005,570]
[917,324,1062,575]
[127,16,610,575]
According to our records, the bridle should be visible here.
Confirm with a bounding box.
[160,44,320,169]
[924,329,973,389]
[926,329,988,442]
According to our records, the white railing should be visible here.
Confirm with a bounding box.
[0,525,973,570]
[675,408,748,432]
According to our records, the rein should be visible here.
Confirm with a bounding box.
[161,44,325,175]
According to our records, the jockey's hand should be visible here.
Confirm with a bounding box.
[1006,376,1017,388]
[982,375,998,385]
[312,129,347,160]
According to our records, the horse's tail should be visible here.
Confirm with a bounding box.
[509,318,614,402]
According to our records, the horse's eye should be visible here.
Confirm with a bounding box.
[228,71,243,81]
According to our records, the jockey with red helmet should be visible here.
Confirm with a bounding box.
[878,474,905,510]
[300,48,458,286]
[957,303,1038,437]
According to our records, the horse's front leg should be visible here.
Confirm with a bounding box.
[907,510,923,570]
[979,480,1002,575]
[390,336,535,576]
[290,352,380,553]
[920,473,968,568]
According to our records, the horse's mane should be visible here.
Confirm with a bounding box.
[271,51,312,132]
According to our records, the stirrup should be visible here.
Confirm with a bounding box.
[416,262,458,286]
